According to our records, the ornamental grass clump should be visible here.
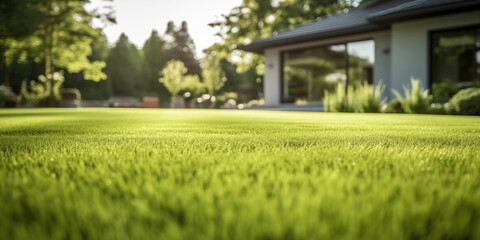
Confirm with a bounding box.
[323,81,385,113]
[354,81,385,113]
[323,82,355,112]
[393,78,432,114]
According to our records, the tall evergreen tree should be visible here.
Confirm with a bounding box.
[142,30,168,94]
[105,34,141,96]
[164,21,201,77]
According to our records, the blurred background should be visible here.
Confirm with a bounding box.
[0,0,365,109]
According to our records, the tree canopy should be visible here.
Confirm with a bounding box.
[164,21,201,77]
[105,34,142,96]
[159,60,190,97]
[142,30,168,93]
[1,0,114,86]
[202,55,226,96]
[208,0,365,74]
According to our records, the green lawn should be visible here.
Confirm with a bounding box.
[1,109,479,240]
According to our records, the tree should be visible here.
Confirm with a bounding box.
[17,0,114,80]
[164,21,201,76]
[0,0,46,86]
[105,33,142,96]
[63,32,111,100]
[208,0,365,74]
[142,30,169,97]
[159,60,204,106]
[202,55,226,96]
[5,0,115,104]
[159,60,189,98]
[221,59,261,103]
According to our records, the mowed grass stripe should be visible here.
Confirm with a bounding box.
[0,109,479,240]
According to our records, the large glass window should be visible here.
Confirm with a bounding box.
[282,40,374,104]
[431,26,480,88]
[348,41,374,86]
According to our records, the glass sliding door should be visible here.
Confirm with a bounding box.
[347,40,374,86]
[282,45,346,104]
[476,29,480,82]
[281,40,374,104]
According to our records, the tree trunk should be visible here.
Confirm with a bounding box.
[44,22,54,100]
[44,0,55,99]
[0,52,8,86]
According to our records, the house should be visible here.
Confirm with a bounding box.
[238,0,480,107]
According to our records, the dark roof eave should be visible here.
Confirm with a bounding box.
[237,24,387,54]
[368,1,480,23]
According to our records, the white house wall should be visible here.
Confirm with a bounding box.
[264,49,281,106]
[263,31,391,106]
[391,10,480,97]
[373,31,392,99]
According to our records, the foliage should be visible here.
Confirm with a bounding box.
[323,81,384,113]
[16,0,112,81]
[221,59,261,103]
[142,30,169,96]
[202,55,226,95]
[354,81,385,113]
[159,60,187,97]
[18,72,64,107]
[181,75,204,98]
[445,88,480,115]
[1,109,479,239]
[105,34,144,96]
[159,60,201,98]
[1,0,114,104]
[323,82,355,112]
[60,34,110,100]
[164,21,201,76]
[432,80,459,102]
[429,103,446,115]
[208,0,364,74]
[214,91,239,108]
[383,100,404,113]
[0,0,46,86]
[393,78,432,114]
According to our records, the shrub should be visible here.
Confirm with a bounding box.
[445,88,480,115]
[384,100,404,113]
[19,72,65,107]
[214,92,238,108]
[393,78,432,114]
[429,103,446,114]
[432,80,459,103]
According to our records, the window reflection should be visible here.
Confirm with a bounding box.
[282,40,374,104]
[477,29,480,77]
[432,27,480,88]
[348,41,374,86]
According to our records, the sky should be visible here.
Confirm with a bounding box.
[88,0,243,58]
